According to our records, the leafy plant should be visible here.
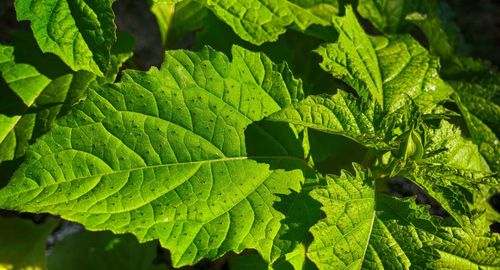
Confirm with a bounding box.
[0,0,498,269]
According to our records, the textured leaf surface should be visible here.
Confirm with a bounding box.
[0,45,50,106]
[401,120,497,228]
[0,46,312,267]
[15,0,117,76]
[422,120,489,172]
[267,91,392,150]
[442,56,500,172]
[316,7,453,112]
[307,164,500,269]
[195,0,338,45]
[0,35,90,165]
[0,32,132,166]
[48,230,166,270]
[0,217,57,270]
[406,12,458,62]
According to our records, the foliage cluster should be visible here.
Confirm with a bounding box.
[0,0,499,269]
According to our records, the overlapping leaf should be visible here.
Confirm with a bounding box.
[307,164,500,269]
[0,32,132,166]
[448,66,500,171]
[0,46,315,267]
[357,0,428,33]
[161,0,339,45]
[316,7,453,112]
[267,91,394,150]
[397,120,498,229]
[15,0,117,76]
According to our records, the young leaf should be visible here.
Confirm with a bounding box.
[0,46,313,267]
[400,121,496,228]
[48,231,166,270]
[0,217,57,270]
[316,7,453,112]
[149,0,176,48]
[422,120,489,172]
[307,164,500,269]
[15,0,117,76]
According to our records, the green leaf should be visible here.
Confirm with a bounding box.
[192,13,340,96]
[0,31,132,168]
[406,12,457,62]
[442,55,500,172]
[316,7,383,107]
[450,80,500,136]
[422,120,489,172]
[159,0,209,49]
[0,217,57,270]
[103,31,135,83]
[0,44,47,157]
[150,2,175,48]
[429,225,500,269]
[403,164,497,228]
[307,164,500,269]
[357,0,470,66]
[0,45,50,106]
[357,0,426,33]
[460,112,500,173]
[0,46,313,267]
[398,121,497,228]
[48,230,166,270]
[15,0,117,76]
[0,36,76,164]
[153,0,184,3]
[317,7,453,112]
[267,91,392,150]
[193,0,339,45]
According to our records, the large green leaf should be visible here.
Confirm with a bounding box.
[0,217,57,270]
[307,164,500,269]
[48,230,166,270]
[316,7,453,112]
[183,0,339,45]
[15,0,117,76]
[0,46,314,267]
